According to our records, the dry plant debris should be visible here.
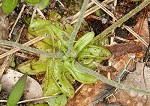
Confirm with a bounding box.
[0,0,150,106]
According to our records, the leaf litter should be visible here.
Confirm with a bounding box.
[0,0,150,106]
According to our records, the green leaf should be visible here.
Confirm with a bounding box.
[38,0,50,10]
[48,94,67,106]
[2,0,19,14]
[24,0,40,4]
[6,74,27,106]
[95,10,101,16]
[18,59,49,75]
[10,57,16,67]
[43,62,62,96]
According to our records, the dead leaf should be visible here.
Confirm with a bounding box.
[107,62,150,106]
[107,41,143,58]
[133,9,149,43]
[66,80,104,106]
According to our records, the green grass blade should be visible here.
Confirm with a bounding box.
[6,74,27,106]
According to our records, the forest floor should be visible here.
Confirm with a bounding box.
[0,0,150,106]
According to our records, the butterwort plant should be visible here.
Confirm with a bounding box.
[18,18,112,98]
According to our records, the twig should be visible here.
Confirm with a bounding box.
[30,4,38,23]
[8,4,26,38]
[72,2,94,20]
[123,25,148,47]
[114,0,117,7]
[75,84,84,93]
[0,36,46,59]
[0,36,63,59]
[91,0,116,20]
[114,36,129,42]
[0,100,7,103]
[92,0,150,43]
[37,8,46,20]
[56,0,65,7]
[71,0,113,24]
[18,96,57,104]
[0,47,33,59]
[0,95,57,104]
[0,46,38,58]
[67,0,89,56]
